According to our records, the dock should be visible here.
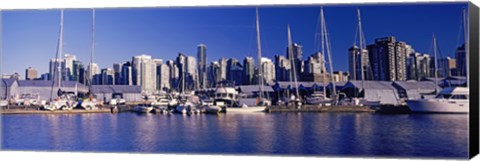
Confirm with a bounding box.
[265,105,375,113]
[265,104,411,114]
[0,105,136,114]
[1,104,412,115]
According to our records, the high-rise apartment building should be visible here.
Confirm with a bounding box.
[243,57,255,85]
[197,44,207,89]
[367,36,408,81]
[132,54,157,93]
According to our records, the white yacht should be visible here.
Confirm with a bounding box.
[213,87,239,107]
[406,87,469,113]
[305,92,332,106]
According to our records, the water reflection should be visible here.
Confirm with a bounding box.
[1,112,469,158]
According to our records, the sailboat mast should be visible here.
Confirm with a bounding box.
[50,9,64,100]
[357,9,365,83]
[90,9,95,97]
[463,8,468,87]
[321,7,337,97]
[320,7,327,100]
[287,25,300,101]
[255,8,264,99]
[433,34,438,94]
[58,9,64,88]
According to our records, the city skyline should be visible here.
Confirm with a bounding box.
[2,3,467,75]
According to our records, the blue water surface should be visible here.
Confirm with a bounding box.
[1,112,468,158]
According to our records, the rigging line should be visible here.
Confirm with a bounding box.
[314,8,322,52]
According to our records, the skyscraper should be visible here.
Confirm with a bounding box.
[207,61,220,88]
[63,54,76,80]
[132,54,157,93]
[87,63,100,83]
[113,62,124,85]
[367,36,408,81]
[197,44,207,89]
[243,57,255,85]
[49,58,64,81]
[348,46,371,80]
[71,60,83,82]
[100,68,115,85]
[166,60,179,90]
[260,57,275,85]
[274,55,291,82]
[406,53,431,80]
[153,59,163,90]
[185,56,197,90]
[304,52,327,82]
[25,67,38,80]
[438,57,457,77]
[158,63,171,91]
[121,62,133,85]
[455,44,466,76]
[287,43,304,77]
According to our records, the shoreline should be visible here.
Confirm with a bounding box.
[0,104,412,115]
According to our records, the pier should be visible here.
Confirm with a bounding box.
[265,105,375,113]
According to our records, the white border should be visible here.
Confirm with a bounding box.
[0,0,473,9]
[1,0,478,161]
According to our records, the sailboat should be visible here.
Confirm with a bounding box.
[217,7,267,113]
[350,8,381,107]
[406,33,469,113]
[175,61,202,114]
[286,25,302,108]
[305,7,335,106]
[80,9,99,110]
[42,10,78,111]
[254,8,271,107]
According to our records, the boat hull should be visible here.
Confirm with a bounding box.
[133,106,153,113]
[406,99,469,113]
[226,106,266,113]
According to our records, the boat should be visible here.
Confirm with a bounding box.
[406,87,469,113]
[15,93,40,106]
[133,103,154,113]
[80,9,100,110]
[151,93,177,107]
[42,91,78,111]
[225,104,266,113]
[406,9,469,114]
[109,93,126,106]
[213,86,239,107]
[305,92,332,106]
[202,105,222,114]
[0,100,7,107]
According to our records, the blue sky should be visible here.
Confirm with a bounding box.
[2,2,468,76]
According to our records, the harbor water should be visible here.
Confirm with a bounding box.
[1,112,468,158]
